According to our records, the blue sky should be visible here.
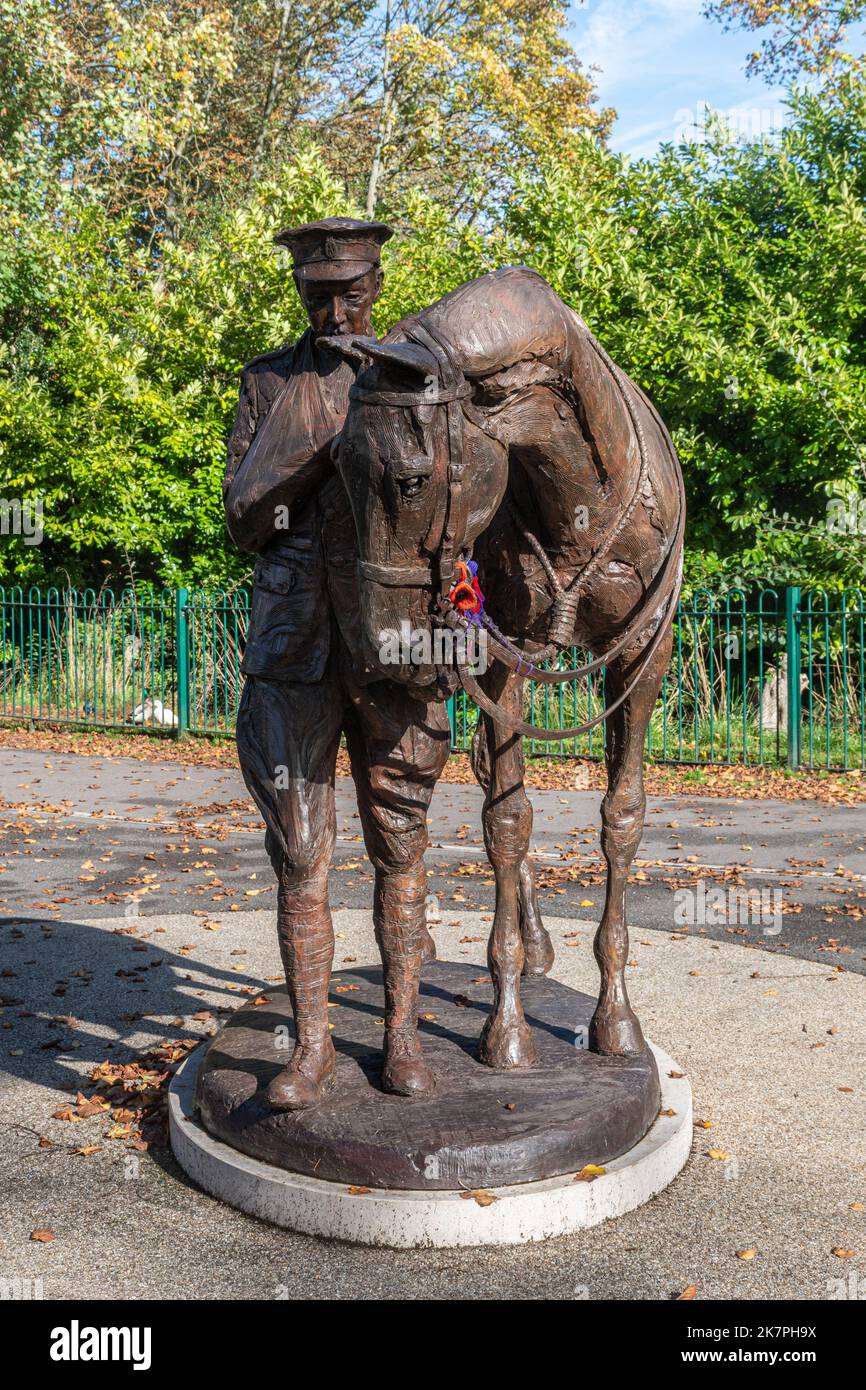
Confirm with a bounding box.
[568,0,790,157]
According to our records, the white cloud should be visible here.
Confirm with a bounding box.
[573,0,706,91]
[569,0,786,156]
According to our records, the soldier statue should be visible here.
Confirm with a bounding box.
[223,219,451,1112]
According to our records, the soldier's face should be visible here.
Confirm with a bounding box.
[298,269,382,340]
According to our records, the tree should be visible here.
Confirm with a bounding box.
[1,2,604,261]
[705,0,866,83]
[505,81,866,588]
[335,0,611,219]
[0,149,500,588]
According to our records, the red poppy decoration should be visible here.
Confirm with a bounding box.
[449,559,484,615]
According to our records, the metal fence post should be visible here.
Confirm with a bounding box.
[785,585,802,769]
[175,587,190,737]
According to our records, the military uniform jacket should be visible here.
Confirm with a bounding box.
[224,330,357,683]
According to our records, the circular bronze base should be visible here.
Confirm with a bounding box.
[195,962,660,1191]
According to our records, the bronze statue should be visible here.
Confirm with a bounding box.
[223,218,446,1108]
[327,265,685,1071]
[223,223,551,1113]
[224,235,684,1112]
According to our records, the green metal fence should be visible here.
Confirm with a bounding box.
[1,584,863,770]
[0,586,249,739]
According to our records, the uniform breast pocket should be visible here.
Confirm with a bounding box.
[243,558,330,682]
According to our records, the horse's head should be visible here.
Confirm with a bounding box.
[324,332,507,689]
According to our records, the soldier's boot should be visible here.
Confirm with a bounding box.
[267,869,336,1111]
[375,867,435,1098]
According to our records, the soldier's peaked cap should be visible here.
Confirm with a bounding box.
[274,217,393,282]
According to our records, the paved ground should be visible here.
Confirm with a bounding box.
[1,749,864,968]
[1,906,864,1300]
[1,747,865,1300]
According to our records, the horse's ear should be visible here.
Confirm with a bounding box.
[317,334,438,380]
[361,340,438,380]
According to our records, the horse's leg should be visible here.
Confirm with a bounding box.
[591,627,673,1055]
[470,672,554,977]
[476,668,539,1068]
[345,686,451,1096]
[235,675,343,1109]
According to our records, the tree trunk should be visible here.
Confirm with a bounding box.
[365,0,395,218]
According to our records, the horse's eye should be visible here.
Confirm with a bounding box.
[399,476,426,500]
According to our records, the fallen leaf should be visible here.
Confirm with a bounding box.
[461,1188,497,1206]
[677,1284,698,1301]
[736,1247,758,1260]
[30,1229,55,1243]
[104,1124,132,1140]
[347,1185,371,1196]
[574,1164,606,1182]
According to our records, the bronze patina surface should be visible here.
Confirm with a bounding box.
[221,239,684,1149]
[222,231,554,1118]
[195,962,661,1190]
[329,265,685,1082]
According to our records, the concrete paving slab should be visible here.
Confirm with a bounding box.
[1,905,864,1300]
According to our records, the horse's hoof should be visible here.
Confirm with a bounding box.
[267,1046,336,1111]
[522,927,555,977]
[420,927,437,965]
[382,1052,436,1098]
[478,1015,538,1069]
[589,1006,646,1056]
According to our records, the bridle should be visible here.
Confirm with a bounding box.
[347,317,686,741]
[350,315,475,606]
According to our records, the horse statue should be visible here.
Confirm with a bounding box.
[325,265,685,1077]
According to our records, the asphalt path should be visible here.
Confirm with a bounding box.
[1,749,864,971]
[2,748,866,1301]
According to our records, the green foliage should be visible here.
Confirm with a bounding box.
[0,151,512,587]
[0,153,352,586]
[504,81,866,588]
[1,9,865,594]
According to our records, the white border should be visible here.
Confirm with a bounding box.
[169,1043,693,1249]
